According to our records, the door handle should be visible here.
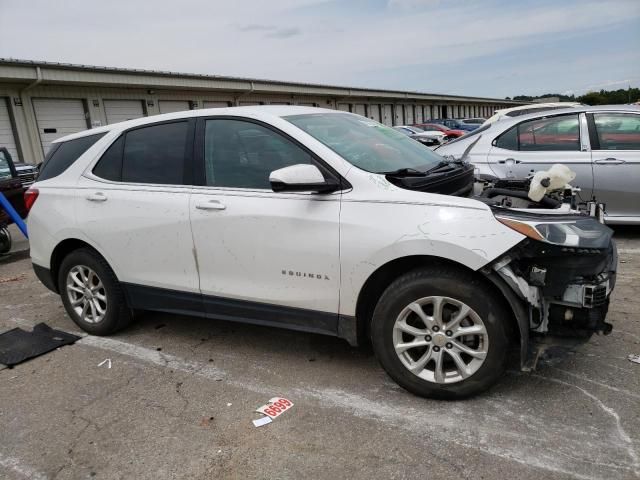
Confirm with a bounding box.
[86,192,107,202]
[195,200,226,211]
[498,158,521,164]
[594,157,626,165]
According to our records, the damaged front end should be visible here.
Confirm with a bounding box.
[483,209,617,370]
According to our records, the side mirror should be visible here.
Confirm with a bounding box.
[269,164,339,193]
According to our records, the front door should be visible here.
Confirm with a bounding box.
[486,113,594,197]
[190,117,341,333]
[589,111,640,220]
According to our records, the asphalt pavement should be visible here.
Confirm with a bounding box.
[0,227,639,480]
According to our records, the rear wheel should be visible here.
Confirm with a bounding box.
[370,267,510,399]
[0,226,11,254]
[58,248,132,335]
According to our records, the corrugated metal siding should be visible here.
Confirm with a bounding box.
[0,97,19,161]
[32,98,88,154]
[104,99,145,124]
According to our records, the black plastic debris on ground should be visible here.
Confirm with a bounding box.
[0,323,80,367]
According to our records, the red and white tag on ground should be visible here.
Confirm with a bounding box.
[252,397,294,426]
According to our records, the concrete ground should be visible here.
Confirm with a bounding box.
[0,228,639,480]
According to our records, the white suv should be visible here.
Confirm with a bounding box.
[27,106,617,399]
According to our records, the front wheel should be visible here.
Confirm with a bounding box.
[370,267,510,399]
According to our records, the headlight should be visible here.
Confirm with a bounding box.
[495,213,613,249]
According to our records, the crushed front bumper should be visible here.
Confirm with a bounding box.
[486,238,617,370]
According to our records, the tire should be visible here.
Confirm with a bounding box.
[0,226,11,254]
[58,248,133,335]
[370,266,510,400]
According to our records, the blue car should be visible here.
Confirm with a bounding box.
[430,118,479,131]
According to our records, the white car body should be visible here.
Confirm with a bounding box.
[26,106,617,398]
[394,126,446,143]
[28,107,523,320]
[484,102,583,125]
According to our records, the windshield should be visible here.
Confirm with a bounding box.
[284,113,443,174]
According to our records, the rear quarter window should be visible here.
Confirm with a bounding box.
[38,133,106,181]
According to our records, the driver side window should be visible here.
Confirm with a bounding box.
[204,119,313,189]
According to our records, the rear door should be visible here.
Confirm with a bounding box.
[78,120,199,298]
[486,113,594,196]
[588,111,640,220]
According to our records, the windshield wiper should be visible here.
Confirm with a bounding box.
[381,167,427,176]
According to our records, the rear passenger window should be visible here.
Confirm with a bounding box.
[38,133,106,181]
[494,114,580,152]
[93,136,124,181]
[123,122,189,184]
[593,113,640,150]
[92,122,190,185]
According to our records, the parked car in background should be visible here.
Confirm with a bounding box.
[0,147,29,253]
[436,105,640,224]
[484,102,583,125]
[413,123,466,140]
[0,147,28,219]
[14,161,39,188]
[393,126,445,145]
[430,118,479,131]
[461,118,485,125]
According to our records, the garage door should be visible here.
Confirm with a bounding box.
[353,104,366,117]
[337,103,350,112]
[32,98,88,154]
[382,105,393,126]
[405,105,414,125]
[104,100,145,124]
[0,98,19,161]
[159,100,190,114]
[394,105,403,125]
[415,106,423,124]
[203,101,230,109]
[368,104,381,122]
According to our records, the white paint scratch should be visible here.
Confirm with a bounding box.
[0,452,48,480]
[551,367,640,400]
[532,373,640,477]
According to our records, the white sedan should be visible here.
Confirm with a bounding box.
[393,126,446,146]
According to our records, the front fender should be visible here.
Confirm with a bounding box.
[339,199,524,316]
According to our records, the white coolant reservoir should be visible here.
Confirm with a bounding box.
[528,164,576,202]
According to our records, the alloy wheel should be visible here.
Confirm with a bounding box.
[392,296,488,384]
[66,265,108,324]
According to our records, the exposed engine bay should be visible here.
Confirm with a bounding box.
[386,158,616,369]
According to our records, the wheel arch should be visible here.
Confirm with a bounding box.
[49,238,112,293]
[354,255,523,352]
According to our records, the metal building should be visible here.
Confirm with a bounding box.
[0,59,523,164]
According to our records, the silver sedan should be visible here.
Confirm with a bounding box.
[436,105,640,224]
